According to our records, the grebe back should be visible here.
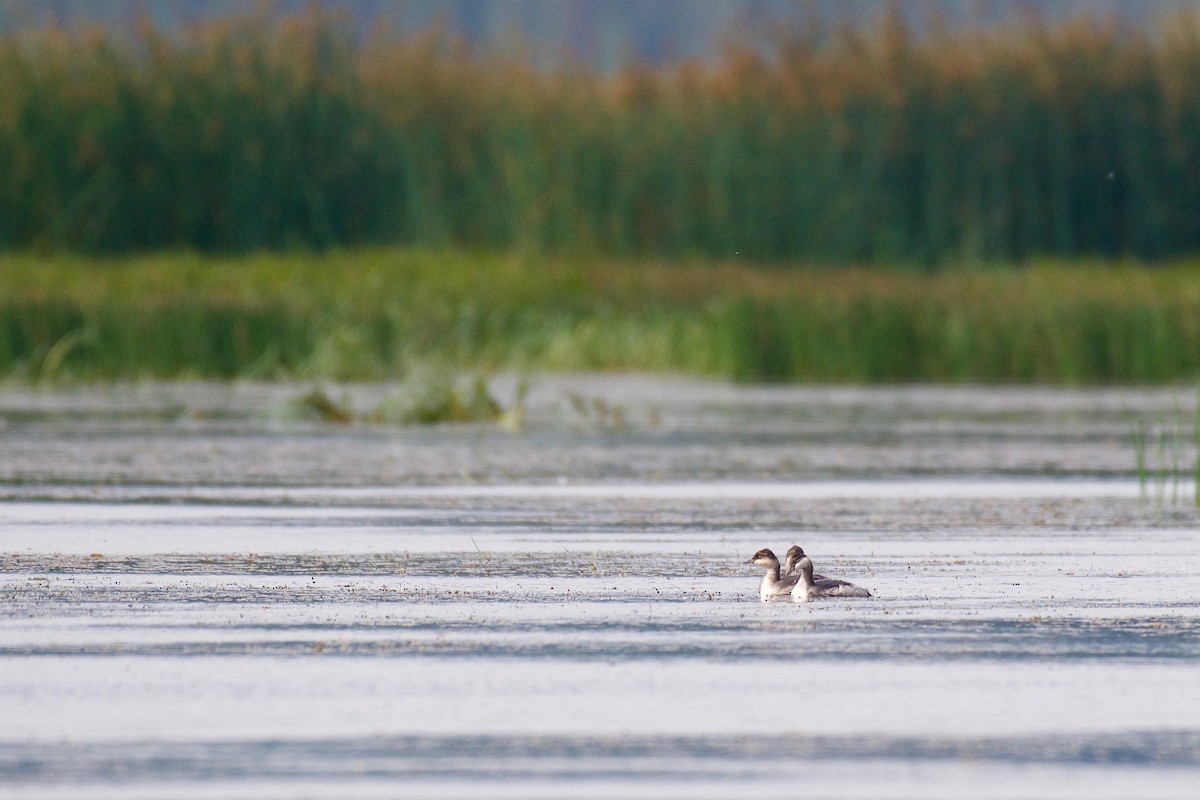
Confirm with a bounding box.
[791,556,871,601]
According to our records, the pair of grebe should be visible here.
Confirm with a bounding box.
[746,545,871,602]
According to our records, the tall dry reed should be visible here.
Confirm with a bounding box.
[1,9,1200,262]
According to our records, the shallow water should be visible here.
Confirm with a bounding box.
[2,377,1200,798]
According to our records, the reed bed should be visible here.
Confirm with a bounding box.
[2,10,1200,261]
[3,250,1200,383]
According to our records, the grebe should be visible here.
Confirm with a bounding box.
[746,548,799,601]
[783,545,826,581]
[791,556,871,601]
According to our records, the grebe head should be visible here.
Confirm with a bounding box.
[784,545,806,570]
[746,548,779,568]
[797,556,814,575]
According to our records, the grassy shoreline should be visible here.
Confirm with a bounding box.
[3,249,1200,384]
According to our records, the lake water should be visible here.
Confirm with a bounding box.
[2,376,1199,798]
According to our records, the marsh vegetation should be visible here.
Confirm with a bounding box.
[2,8,1200,263]
[4,251,1200,384]
[4,9,1200,386]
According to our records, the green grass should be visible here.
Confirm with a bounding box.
[3,249,1200,384]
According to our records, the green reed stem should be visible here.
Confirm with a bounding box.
[1132,419,1149,503]
[1194,389,1200,508]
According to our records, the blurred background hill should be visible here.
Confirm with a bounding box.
[0,1,1188,68]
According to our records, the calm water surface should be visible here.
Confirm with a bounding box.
[2,377,1199,798]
